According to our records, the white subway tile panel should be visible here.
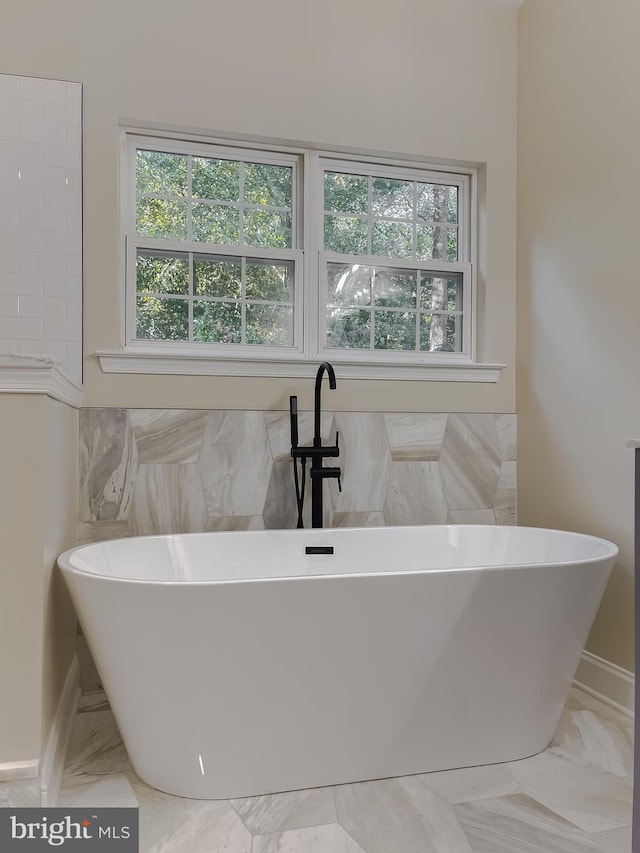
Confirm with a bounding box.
[0,338,21,353]
[43,318,81,341]
[19,118,67,145]
[0,75,20,97]
[0,295,19,316]
[0,230,44,253]
[19,295,67,319]
[20,339,68,361]
[0,117,19,141]
[0,273,42,295]
[19,253,67,275]
[42,232,81,255]
[0,74,82,382]
[0,96,43,119]
[0,208,19,228]
[42,276,79,298]
[19,77,66,100]
[42,144,81,169]
[0,317,42,339]
[18,163,66,188]
[19,208,68,232]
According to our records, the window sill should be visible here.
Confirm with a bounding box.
[97,349,506,382]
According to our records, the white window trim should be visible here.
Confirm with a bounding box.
[99,127,506,382]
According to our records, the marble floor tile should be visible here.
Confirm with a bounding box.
[550,708,632,779]
[507,751,632,833]
[252,823,366,853]
[455,793,602,852]
[564,687,632,726]
[416,762,520,804]
[126,768,252,853]
[594,825,632,852]
[229,787,337,834]
[64,707,129,777]
[58,772,138,808]
[0,777,41,807]
[58,687,632,852]
[334,775,472,853]
[78,689,109,711]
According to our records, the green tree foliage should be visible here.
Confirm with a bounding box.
[133,152,461,352]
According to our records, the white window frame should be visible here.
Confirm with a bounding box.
[97,128,505,382]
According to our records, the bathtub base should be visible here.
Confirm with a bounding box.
[58,525,616,800]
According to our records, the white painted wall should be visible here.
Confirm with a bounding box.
[0,0,518,413]
[0,394,77,771]
[517,0,639,670]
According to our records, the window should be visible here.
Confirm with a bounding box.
[112,131,496,380]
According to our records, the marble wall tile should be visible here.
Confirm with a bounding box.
[332,512,385,527]
[206,515,265,531]
[77,408,517,544]
[200,411,272,516]
[265,411,334,461]
[131,409,207,463]
[384,413,447,461]
[494,461,517,525]
[79,408,137,521]
[129,463,208,535]
[439,414,502,510]
[383,461,448,526]
[447,509,496,524]
[77,521,130,544]
[331,413,392,513]
[263,458,309,530]
[496,414,517,462]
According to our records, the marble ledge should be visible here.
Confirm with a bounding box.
[0,354,82,408]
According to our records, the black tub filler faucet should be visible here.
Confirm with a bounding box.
[289,362,341,528]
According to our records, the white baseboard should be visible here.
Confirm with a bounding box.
[40,655,80,806]
[0,759,39,782]
[573,650,634,719]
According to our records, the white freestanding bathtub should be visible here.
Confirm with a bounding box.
[58,524,617,800]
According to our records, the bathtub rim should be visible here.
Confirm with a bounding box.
[58,524,619,587]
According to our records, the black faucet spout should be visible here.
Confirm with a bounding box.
[314,361,336,446]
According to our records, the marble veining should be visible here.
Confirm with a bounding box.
[383,460,448,525]
[78,407,517,544]
[129,463,208,535]
[58,687,631,853]
[439,413,502,510]
[131,409,207,464]
[331,412,392,513]
[200,411,273,517]
[79,408,137,521]
[454,793,602,852]
[383,413,447,461]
